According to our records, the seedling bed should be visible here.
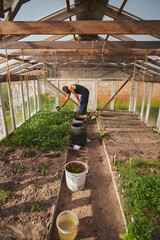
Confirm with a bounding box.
[0,110,75,240]
[98,110,160,240]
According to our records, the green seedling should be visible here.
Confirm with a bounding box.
[16,162,20,167]
[98,130,107,138]
[17,168,22,173]
[67,166,83,174]
[30,202,40,212]
[0,110,76,151]
[119,233,136,240]
[50,150,57,157]
[116,158,160,240]
[0,189,12,203]
[41,167,49,176]
[2,147,10,156]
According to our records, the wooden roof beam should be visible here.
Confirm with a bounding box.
[1,41,160,50]
[5,0,24,21]
[6,49,160,56]
[1,1,87,43]
[0,20,160,35]
[96,2,160,40]
[0,0,4,18]
[105,0,128,40]
[118,0,128,14]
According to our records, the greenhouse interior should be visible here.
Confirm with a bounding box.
[0,0,160,240]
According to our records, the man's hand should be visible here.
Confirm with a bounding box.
[78,102,81,107]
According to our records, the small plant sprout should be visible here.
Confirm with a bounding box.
[15,162,22,173]
[0,189,12,203]
[41,167,49,176]
[2,147,10,156]
[99,130,107,138]
[16,162,20,167]
[30,201,41,212]
[119,233,136,240]
[17,168,22,173]
[50,150,57,156]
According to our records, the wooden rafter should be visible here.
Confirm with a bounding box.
[96,2,160,40]
[1,41,160,50]
[105,0,128,40]
[5,0,24,21]
[0,20,160,35]
[0,1,87,42]
[118,0,128,14]
[0,0,4,18]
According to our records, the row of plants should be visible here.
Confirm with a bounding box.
[0,110,76,150]
[112,158,160,240]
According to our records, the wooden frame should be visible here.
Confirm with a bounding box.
[0,20,160,35]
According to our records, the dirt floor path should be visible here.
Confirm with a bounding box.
[50,119,125,240]
[99,110,160,162]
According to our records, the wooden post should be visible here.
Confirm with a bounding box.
[110,81,116,110]
[55,78,59,107]
[156,108,160,133]
[145,83,154,124]
[133,81,139,113]
[129,80,134,111]
[94,79,98,111]
[7,82,16,131]
[20,80,26,122]
[26,80,31,119]
[140,82,147,120]
[0,83,8,137]
[37,79,41,111]
[33,80,37,113]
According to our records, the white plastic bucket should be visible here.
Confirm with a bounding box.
[64,161,88,192]
[56,210,79,240]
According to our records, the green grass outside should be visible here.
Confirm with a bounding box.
[97,101,129,110]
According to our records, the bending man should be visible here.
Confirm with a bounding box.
[61,84,89,115]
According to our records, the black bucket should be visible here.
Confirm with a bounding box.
[72,118,87,126]
[70,123,87,147]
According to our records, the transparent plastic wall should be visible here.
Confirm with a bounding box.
[0,107,5,140]
[0,84,5,140]
[39,80,56,111]
[114,80,131,110]
[148,83,160,126]
[28,80,35,116]
[12,81,23,127]
[97,80,112,109]
[22,81,29,119]
[135,81,145,115]
[135,82,160,126]
[1,83,13,134]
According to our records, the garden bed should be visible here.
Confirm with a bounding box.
[0,110,75,240]
[98,110,160,240]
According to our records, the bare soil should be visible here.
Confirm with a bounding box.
[99,110,160,163]
[0,147,67,240]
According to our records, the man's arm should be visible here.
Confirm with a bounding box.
[61,93,71,107]
[68,86,81,106]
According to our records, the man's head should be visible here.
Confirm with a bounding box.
[62,86,70,94]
